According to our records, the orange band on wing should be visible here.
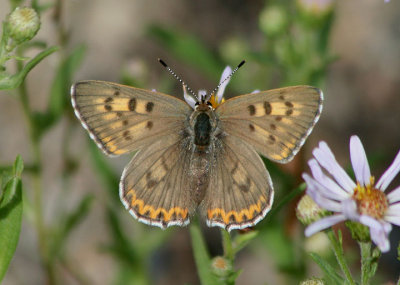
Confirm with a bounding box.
[207,195,267,225]
[126,189,188,222]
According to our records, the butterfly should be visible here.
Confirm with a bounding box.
[71,60,323,231]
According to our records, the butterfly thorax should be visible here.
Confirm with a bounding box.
[190,103,218,149]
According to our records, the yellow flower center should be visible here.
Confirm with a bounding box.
[209,94,225,109]
[352,177,388,219]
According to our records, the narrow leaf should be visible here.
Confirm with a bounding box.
[189,221,221,285]
[232,230,258,256]
[35,45,86,136]
[0,46,58,90]
[49,194,94,261]
[309,252,343,285]
[0,156,24,282]
[49,44,85,117]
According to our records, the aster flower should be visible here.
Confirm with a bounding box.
[302,135,400,252]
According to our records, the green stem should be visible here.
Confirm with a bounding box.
[16,48,55,285]
[359,242,371,285]
[189,220,220,285]
[0,21,9,69]
[221,230,233,261]
[327,230,356,285]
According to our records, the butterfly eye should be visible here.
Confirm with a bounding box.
[195,102,200,106]
[206,101,212,108]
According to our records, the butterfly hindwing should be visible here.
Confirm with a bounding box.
[201,134,274,231]
[216,86,323,163]
[120,133,195,228]
[71,80,192,156]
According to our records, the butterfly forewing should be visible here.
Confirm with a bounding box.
[216,86,323,163]
[71,80,192,156]
[201,134,274,231]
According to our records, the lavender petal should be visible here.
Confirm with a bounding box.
[305,214,346,237]
[376,149,400,191]
[308,159,349,198]
[216,66,232,103]
[313,141,356,191]
[350,135,371,186]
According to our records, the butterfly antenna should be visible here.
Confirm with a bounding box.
[158,59,197,99]
[209,60,245,98]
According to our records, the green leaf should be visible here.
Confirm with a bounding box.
[103,207,139,265]
[189,221,221,285]
[148,25,222,79]
[309,252,343,285]
[0,156,23,283]
[397,241,400,262]
[0,46,59,90]
[49,194,94,261]
[12,155,23,177]
[49,45,85,118]
[327,230,356,285]
[232,230,258,256]
[263,183,305,223]
[227,269,242,284]
[35,45,86,136]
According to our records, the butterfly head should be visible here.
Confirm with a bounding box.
[194,94,213,111]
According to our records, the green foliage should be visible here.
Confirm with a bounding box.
[0,155,23,283]
[309,252,342,285]
[0,3,58,90]
[0,46,58,90]
[48,194,94,263]
[359,242,381,285]
[34,45,86,138]
[190,221,221,285]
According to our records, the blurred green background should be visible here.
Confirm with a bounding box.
[0,0,400,284]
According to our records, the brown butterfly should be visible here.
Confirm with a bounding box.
[71,60,323,231]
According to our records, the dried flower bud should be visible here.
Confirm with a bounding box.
[8,7,40,44]
[296,194,329,226]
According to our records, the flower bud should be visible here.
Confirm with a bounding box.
[211,256,231,277]
[296,194,329,225]
[8,7,40,44]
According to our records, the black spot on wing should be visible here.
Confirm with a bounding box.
[248,105,256,116]
[264,102,272,115]
[146,102,154,113]
[128,98,137,111]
